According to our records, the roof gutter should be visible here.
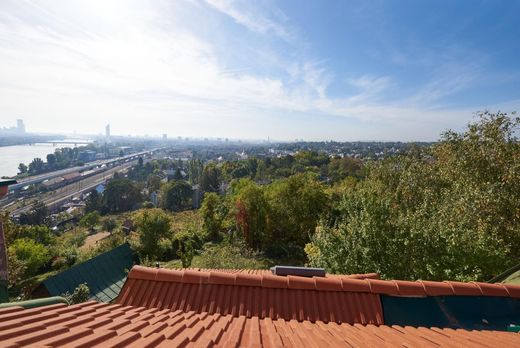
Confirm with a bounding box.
[0,296,68,309]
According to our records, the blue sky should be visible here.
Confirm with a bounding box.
[0,0,519,141]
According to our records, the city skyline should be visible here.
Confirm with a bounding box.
[0,1,519,141]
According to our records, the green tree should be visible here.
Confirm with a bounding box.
[160,181,192,211]
[102,217,117,233]
[19,200,49,226]
[85,190,102,214]
[267,173,329,249]
[103,179,142,213]
[132,209,172,260]
[173,168,183,180]
[307,111,520,282]
[18,163,27,174]
[188,159,203,185]
[28,157,45,174]
[230,179,270,249]
[201,192,223,241]
[8,238,50,277]
[46,153,57,169]
[18,225,55,246]
[79,211,101,232]
[147,174,162,192]
[201,163,221,192]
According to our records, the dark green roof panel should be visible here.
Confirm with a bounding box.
[43,243,136,302]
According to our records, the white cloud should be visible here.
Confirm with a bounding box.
[0,0,515,141]
[203,0,295,42]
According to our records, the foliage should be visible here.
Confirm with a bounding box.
[266,173,329,250]
[200,192,223,241]
[62,283,90,304]
[84,190,102,214]
[132,209,172,261]
[79,211,101,231]
[230,179,270,249]
[188,159,204,185]
[46,153,57,169]
[160,180,192,211]
[191,240,267,269]
[18,163,28,174]
[19,200,49,226]
[102,217,117,233]
[147,174,162,192]
[201,163,221,192]
[103,179,142,213]
[8,238,50,278]
[307,111,520,281]
[4,223,55,247]
[6,250,27,287]
[28,157,44,174]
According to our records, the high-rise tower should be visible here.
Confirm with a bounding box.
[16,119,25,133]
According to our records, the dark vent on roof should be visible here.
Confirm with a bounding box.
[270,266,326,277]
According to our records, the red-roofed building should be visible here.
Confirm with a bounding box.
[1,266,519,347]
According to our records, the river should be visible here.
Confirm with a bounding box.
[0,141,90,178]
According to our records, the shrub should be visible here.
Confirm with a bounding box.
[62,283,90,304]
[8,238,50,277]
[132,209,172,261]
[192,240,267,269]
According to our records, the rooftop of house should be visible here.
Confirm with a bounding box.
[33,243,136,302]
[2,265,520,347]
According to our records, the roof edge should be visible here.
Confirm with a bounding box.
[127,266,520,298]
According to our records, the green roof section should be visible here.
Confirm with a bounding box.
[42,243,137,302]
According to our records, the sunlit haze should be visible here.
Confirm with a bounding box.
[1,0,519,140]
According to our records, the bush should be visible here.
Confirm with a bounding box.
[132,209,172,261]
[192,240,267,269]
[102,217,117,233]
[62,283,90,304]
[8,238,50,277]
[307,112,520,281]
[79,211,101,232]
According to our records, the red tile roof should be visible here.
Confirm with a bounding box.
[117,267,384,324]
[1,301,519,348]
[121,266,520,299]
[116,266,520,328]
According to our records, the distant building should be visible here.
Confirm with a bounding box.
[16,119,25,133]
[78,150,97,162]
[162,134,167,140]
[1,119,26,134]
[62,172,81,183]
[116,146,133,156]
[105,124,110,139]
[41,177,64,190]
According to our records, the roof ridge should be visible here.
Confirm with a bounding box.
[127,266,520,298]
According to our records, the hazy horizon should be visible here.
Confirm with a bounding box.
[1,0,519,141]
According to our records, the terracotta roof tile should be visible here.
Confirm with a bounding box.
[112,266,520,327]
[118,266,384,324]
[1,303,519,347]
[4,266,520,347]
